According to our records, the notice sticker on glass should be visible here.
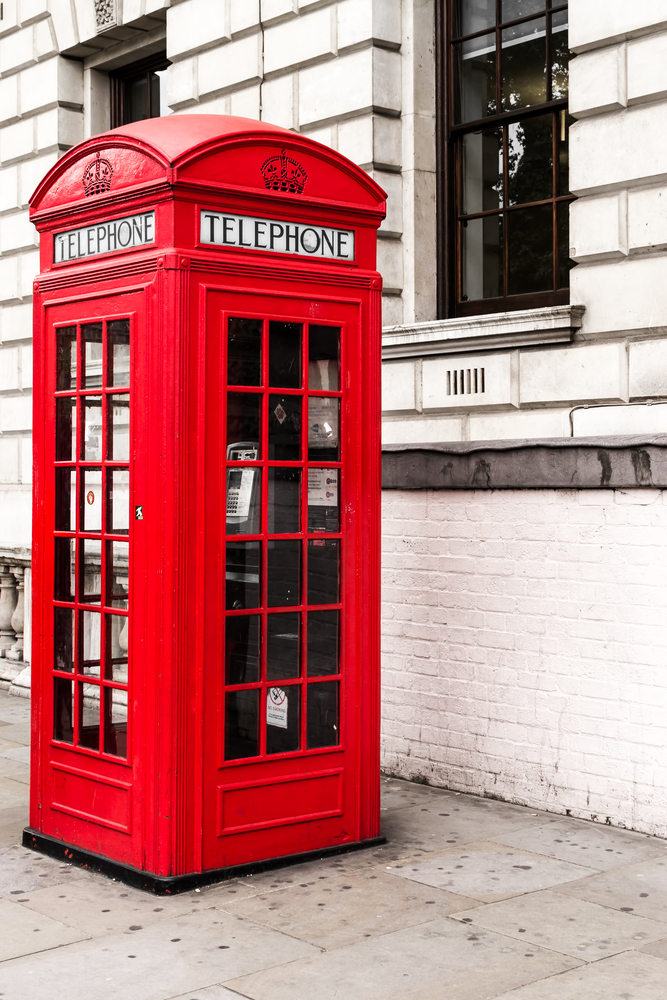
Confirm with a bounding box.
[267,687,288,728]
[308,468,338,507]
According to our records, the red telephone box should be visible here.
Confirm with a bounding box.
[26,116,386,891]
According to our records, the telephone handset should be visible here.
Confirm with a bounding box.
[226,441,260,534]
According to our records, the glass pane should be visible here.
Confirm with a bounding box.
[269,321,302,388]
[80,610,101,677]
[508,203,553,295]
[125,74,148,124]
[79,682,100,750]
[307,681,339,749]
[108,469,130,535]
[501,17,547,112]
[307,610,340,677]
[461,215,503,301]
[56,397,76,461]
[266,685,300,754]
[149,71,160,118]
[108,540,129,608]
[228,317,262,386]
[558,201,573,288]
[268,394,301,461]
[226,467,261,536]
[307,539,339,605]
[82,469,102,532]
[106,614,129,682]
[55,468,76,531]
[54,606,75,672]
[307,468,339,533]
[104,687,128,758]
[225,689,259,760]
[226,541,260,610]
[108,319,130,387]
[83,323,103,387]
[454,34,496,124]
[56,326,77,390]
[225,615,260,684]
[54,537,75,601]
[82,396,103,461]
[501,0,545,21]
[227,393,261,457]
[53,677,74,743]
[80,538,102,604]
[309,326,339,391]
[108,394,130,461]
[462,130,503,214]
[308,397,339,461]
[558,111,572,196]
[508,115,552,206]
[552,9,569,101]
[267,613,300,681]
[267,539,301,607]
[454,0,495,36]
[268,468,301,534]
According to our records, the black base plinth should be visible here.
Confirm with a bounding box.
[22,828,387,895]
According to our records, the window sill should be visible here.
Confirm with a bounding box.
[382,305,585,359]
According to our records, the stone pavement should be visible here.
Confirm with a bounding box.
[1,689,667,999]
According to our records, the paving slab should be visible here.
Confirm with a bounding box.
[0,845,92,897]
[488,949,667,999]
[555,854,667,922]
[225,916,580,1000]
[0,700,31,724]
[167,989,247,1000]
[385,841,598,902]
[0,756,29,782]
[0,804,32,848]
[0,722,30,745]
[450,888,667,960]
[0,745,30,764]
[0,896,86,960]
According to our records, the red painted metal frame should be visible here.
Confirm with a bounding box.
[29,116,385,882]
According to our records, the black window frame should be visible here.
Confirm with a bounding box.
[110,52,171,129]
[437,0,574,318]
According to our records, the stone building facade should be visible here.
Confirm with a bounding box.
[2,1,667,835]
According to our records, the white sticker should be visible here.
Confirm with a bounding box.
[267,688,288,729]
[308,468,338,507]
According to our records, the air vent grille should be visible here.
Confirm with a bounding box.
[446,367,485,396]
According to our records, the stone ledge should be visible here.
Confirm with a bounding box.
[382,305,585,359]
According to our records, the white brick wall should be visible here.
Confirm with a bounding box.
[381,488,667,838]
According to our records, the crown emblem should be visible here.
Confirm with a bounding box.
[82,151,113,196]
[260,149,307,194]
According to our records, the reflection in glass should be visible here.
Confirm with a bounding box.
[108,319,130,387]
[508,115,552,205]
[558,111,571,196]
[53,677,74,743]
[126,73,148,122]
[225,689,259,759]
[552,10,569,100]
[108,540,129,608]
[462,130,503,214]
[227,392,261,456]
[454,0,495,36]
[57,326,77,390]
[267,613,300,680]
[266,685,300,754]
[501,17,547,112]
[54,606,75,672]
[79,682,100,749]
[268,468,300,534]
[108,469,130,534]
[307,610,340,677]
[108,394,130,461]
[307,468,339,533]
[82,469,102,532]
[55,468,76,531]
[226,541,260,610]
[455,34,496,123]
[83,323,103,387]
[54,537,75,601]
[225,615,260,684]
[308,397,339,461]
[80,538,102,604]
[82,396,103,461]
[267,539,301,607]
[269,321,302,388]
[106,614,129,682]
[226,467,261,536]
[461,215,503,301]
[56,397,76,461]
[81,610,101,676]
[508,203,552,295]
[501,0,545,21]
[268,394,301,460]
[104,687,127,758]
[308,539,339,606]
[558,202,573,288]
[228,317,262,386]
[308,326,339,391]
[307,681,339,749]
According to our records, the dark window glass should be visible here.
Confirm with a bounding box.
[57,327,77,390]
[267,613,300,681]
[54,677,74,743]
[501,17,547,113]
[108,319,130,387]
[508,115,552,205]
[308,326,339,391]
[267,539,301,607]
[307,682,339,749]
[227,393,261,456]
[508,203,553,295]
[106,614,128,682]
[269,321,302,388]
[108,540,129,608]
[111,55,170,128]
[462,130,503,213]
[80,538,102,605]
[54,607,75,673]
[228,317,262,386]
[307,610,339,677]
[104,687,127,758]
[268,394,301,461]
[54,537,76,601]
[225,615,260,684]
[80,610,101,677]
[552,10,569,100]
[226,541,260,610]
[266,685,300,754]
[56,397,76,462]
[454,0,495,36]
[454,34,496,123]
[225,689,259,760]
[461,215,503,301]
[268,468,301,534]
[79,682,100,750]
[55,468,76,531]
[82,323,103,388]
[307,539,339,606]
[558,201,573,288]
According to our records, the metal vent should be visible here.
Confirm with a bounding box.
[446,367,485,396]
